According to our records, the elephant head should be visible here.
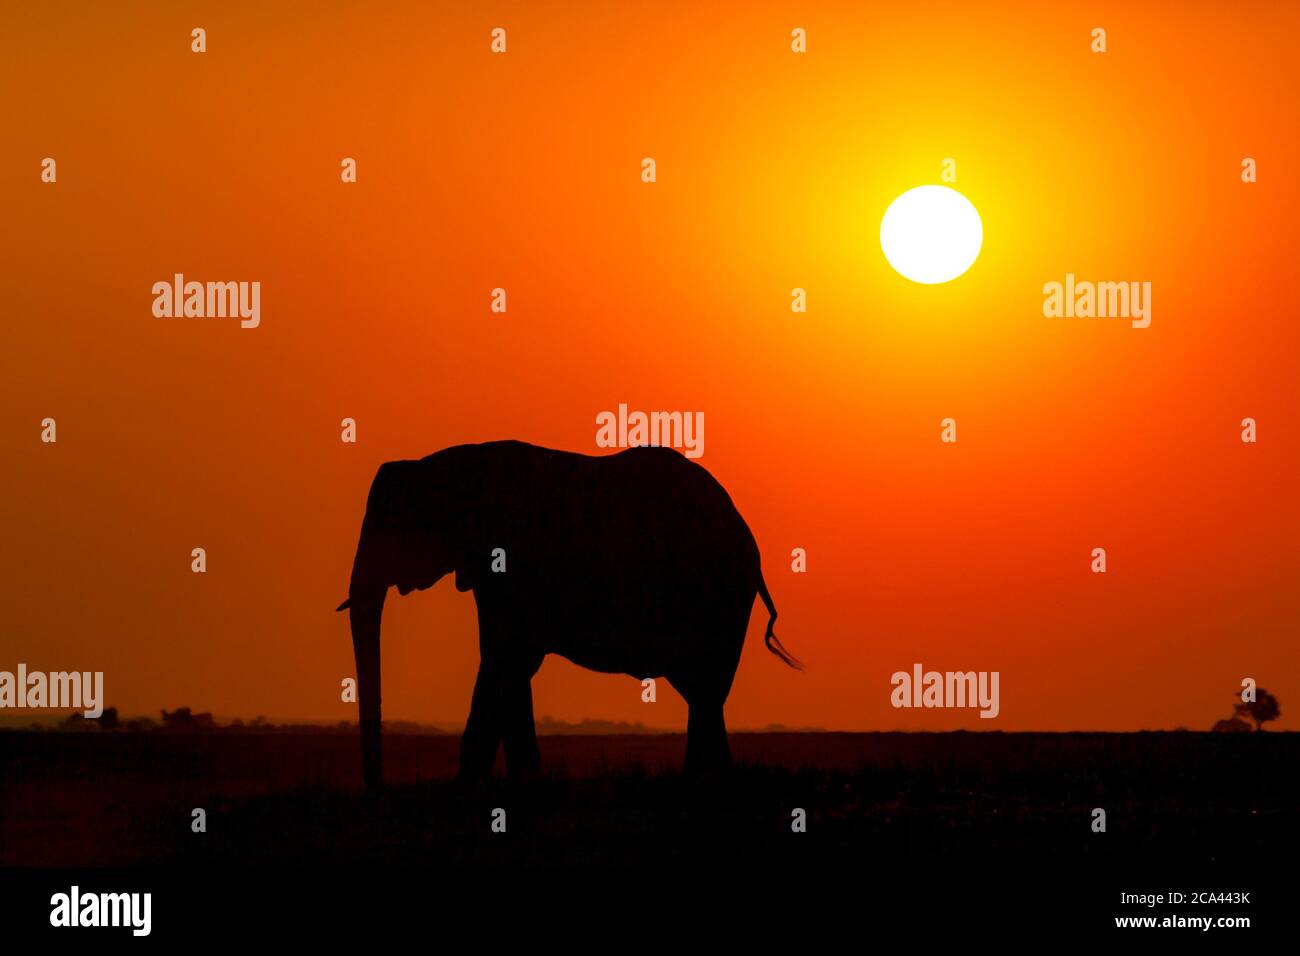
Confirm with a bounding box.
[336,457,476,789]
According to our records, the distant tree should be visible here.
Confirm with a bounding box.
[161,707,191,730]
[62,706,119,729]
[1211,717,1251,733]
[1234,689,1281,731]
[160,707,216,732]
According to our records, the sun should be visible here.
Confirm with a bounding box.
[880,185,983,284]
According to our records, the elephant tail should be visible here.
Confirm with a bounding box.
[758,574,803,670]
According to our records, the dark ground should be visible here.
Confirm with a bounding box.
[4,730,1297,938]
[3,730,1296,871]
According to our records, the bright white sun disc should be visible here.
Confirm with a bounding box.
[880,185,982,284]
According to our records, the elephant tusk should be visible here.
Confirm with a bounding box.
[336,599,351,612]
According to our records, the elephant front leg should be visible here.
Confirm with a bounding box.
[500,675,541,779]
[459,667,504,780]
[459,659,542,780]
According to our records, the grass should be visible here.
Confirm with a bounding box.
[3,731,1295,871]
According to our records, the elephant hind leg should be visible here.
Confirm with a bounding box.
[671,598,748,774]
[684,698,732,774]
[670,668,734,774]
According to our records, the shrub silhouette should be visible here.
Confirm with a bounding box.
[1211,717,1251,733]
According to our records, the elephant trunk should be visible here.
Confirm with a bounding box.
[347,580,387,791]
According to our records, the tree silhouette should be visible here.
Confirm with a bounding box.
[160,707,216,732]
[1233,688,1280,731]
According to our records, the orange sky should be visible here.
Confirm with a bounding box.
[2,1,1296,731]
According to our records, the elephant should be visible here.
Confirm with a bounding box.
[336,440,800,789]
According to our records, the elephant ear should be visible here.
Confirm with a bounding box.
[449,490,483,593]
[358,459,438,593]
[432,444,490,594]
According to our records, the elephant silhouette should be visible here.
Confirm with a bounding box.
[337,440,800,788]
